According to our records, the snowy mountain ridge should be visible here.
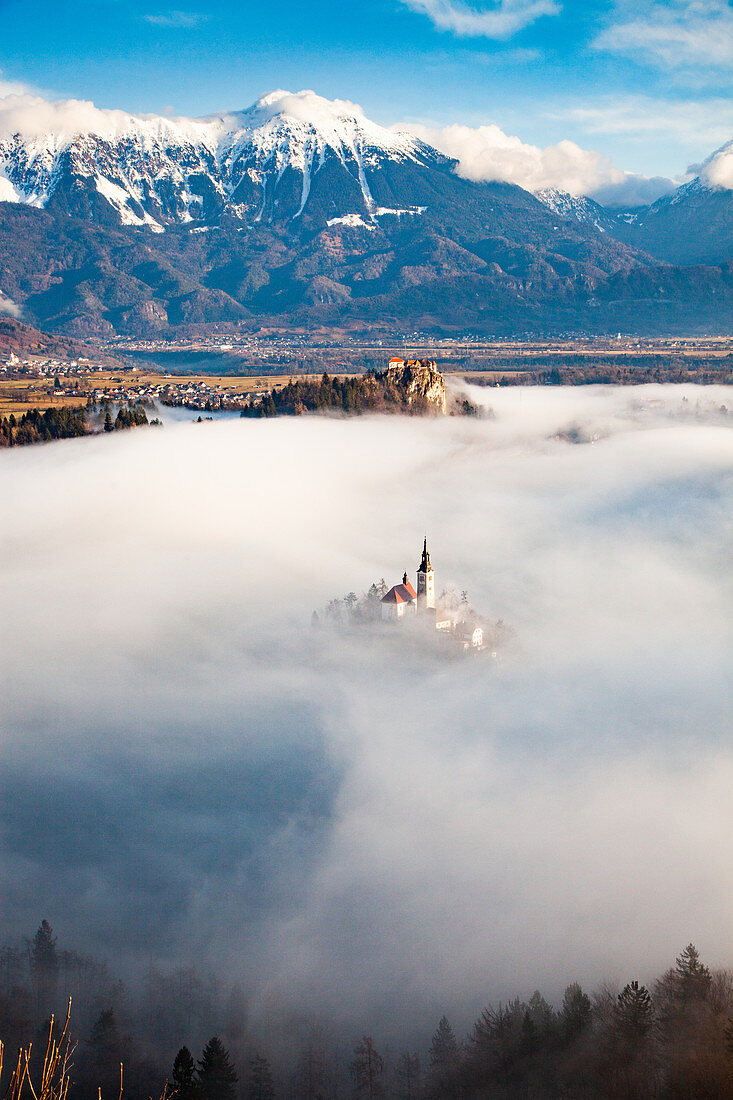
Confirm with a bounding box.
[0,89,436,228]
[534,187,616,232]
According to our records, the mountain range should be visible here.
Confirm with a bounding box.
[0,89,730,338]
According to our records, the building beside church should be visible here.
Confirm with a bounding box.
[380,573,417,620]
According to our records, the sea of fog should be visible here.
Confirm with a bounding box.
[1,383,731,1044]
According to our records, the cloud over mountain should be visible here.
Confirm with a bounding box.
[694,139,733,191]
[406,120,673,202]
[0,91,170,143]
[0,84,728,333]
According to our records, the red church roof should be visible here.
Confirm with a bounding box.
[381,581,417,604]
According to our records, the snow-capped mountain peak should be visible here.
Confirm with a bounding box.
[535,187,615,233]
[0,89,433,228]
[222,89,417,153]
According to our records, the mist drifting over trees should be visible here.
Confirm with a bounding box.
[0,384,731,1094]
[4,923,733,1098]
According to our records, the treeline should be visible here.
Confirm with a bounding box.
[0,406,88,447]
[0,403,154,447]
[476,361,733,386]
[241,372,434,417]
[3,924,733,1099]
[103,404,150,431]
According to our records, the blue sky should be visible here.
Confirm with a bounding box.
[0,0,731,178]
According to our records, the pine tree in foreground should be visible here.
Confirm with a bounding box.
[198,1037,237,1100]
[172,1046,198,1100]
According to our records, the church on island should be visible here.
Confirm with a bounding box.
[381,538,485,650]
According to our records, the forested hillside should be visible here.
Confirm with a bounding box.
[3,924,732,1099]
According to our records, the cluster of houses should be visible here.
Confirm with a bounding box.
[157,380,269,412]
[381,538,488,652]
[1,352,90,376]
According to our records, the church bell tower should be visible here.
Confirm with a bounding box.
[416,536,435,611]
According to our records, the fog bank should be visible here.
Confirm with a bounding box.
[1,384,731,1042]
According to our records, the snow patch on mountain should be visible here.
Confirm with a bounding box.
[374,205,426,217]
[327,213,375,230]
[95,175,161,227]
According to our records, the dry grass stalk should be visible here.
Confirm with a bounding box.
[1,1004,171,1100]
[1,999,75,1100]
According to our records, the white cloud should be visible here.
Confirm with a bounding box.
[559,95,733,150]
[396,0,561,39]
[0,75,31,99]
[143,10,208,27]
[406,120,672,201]
[0,89,217,147]
[0,291,23,319]
[692,139,733,190]
[0,93,137,142]
[594,0,733,71]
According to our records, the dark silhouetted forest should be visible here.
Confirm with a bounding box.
[2,923,733,1099]
[240,371,439,418]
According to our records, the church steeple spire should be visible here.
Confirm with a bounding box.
[416,535,435,610]
[419,535,432,574]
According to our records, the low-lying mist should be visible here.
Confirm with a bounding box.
[1,383,731,1049]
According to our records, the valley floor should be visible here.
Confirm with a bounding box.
[1,336,731,416]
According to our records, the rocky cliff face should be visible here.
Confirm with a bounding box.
[379,359,447,414]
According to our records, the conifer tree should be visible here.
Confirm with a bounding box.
[82,1007,129,1100]
[245,1053,274,1100]
[673,943,711,1004]
[104,410,113,432]
[351,1036,383,1098]
[29,920,58,1013]
[560,982,592,1041]
[614,981,654,1042]
[198,1036,238,1100]
[294,1034,329,1100]
[526,990,555,1041]
[426,1016,461,1099]
[393,1052,420,1100]
[172,1046,199,1100]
